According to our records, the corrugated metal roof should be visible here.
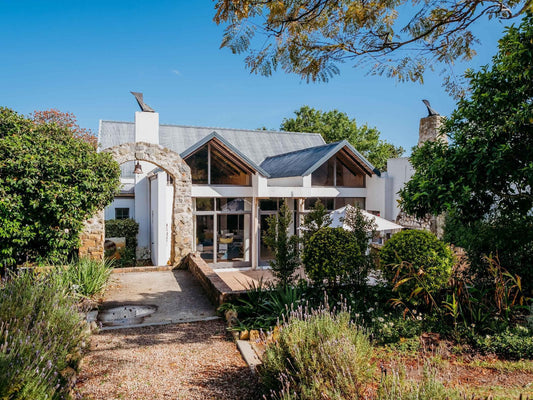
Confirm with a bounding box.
[99,121,325,165]
[180,132,270,177]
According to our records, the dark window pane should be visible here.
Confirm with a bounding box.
[196,198,214,211]
[196,215,214,261]
[335,197,365,209]
[210,147,251,185]
[312,157,335,186]
[185,145,208,184]
[259,199,278,211]
[115,208,129,220]
[217,198,252,212]
[304,198,334,211]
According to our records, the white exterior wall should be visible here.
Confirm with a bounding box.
[149,171,173,266]
[267,176,304,187]
[365,175,386,216]
[105,197,135,220]
[134,167,151,260]
[384,158,415,221]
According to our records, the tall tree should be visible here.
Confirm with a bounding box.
[0,108,120,268]
[214,0,530,94]
[281,105,403,170]
[399,14,533,288]
[31,109,98,149]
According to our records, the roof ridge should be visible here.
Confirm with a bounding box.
[100,120,323,138]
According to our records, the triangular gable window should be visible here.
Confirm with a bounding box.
[311,150,365,187]
[184,142,252,186]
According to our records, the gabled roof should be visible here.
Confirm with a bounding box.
[260,140,379,178]
[99,121,326,165]
[180,132,270,177]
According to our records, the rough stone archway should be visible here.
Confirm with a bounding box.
[103,142,193,266]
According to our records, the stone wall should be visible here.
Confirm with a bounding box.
[103,142,193,266]
[79,210,105,260]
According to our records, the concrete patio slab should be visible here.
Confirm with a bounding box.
[99,269,217,329]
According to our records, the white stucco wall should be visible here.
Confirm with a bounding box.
[365,175,386,216]
[105,197,135,220]
[134,111,159,144]
[384,158,415,221]
[267,176,304,187]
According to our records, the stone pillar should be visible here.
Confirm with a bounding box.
[418,113,447,238]
[418,115,446,147]
[79,210,105,260]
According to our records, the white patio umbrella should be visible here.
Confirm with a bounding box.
[328,205,404,232]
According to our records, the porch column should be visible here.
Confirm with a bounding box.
[251,197,258,269]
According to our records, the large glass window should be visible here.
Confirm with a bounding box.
[187,146,208,184]
[259,198,296,262]
[303,197,365,211]
[185,143,252,186]
[311,157,335,186]
[311,154,364,187]
[211,147,251,185]
[336,157,364,187]
[193,197,252,264]
[195,215,214,261]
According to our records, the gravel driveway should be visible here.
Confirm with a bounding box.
[76,319,259,400]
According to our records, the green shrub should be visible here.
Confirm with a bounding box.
[0,107,120,269]
[303,227,367,287]
[58,257,114,298]
[105,218,139,267]
[219,280,308,331]
[0,271,89,399]
[260,305,373,399]
[264,204,300,286]
[380,230,453,305]
[474,326,533,360]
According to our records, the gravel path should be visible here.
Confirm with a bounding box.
[75,320,259,400]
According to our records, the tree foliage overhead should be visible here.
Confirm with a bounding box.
[0,108,120,267]
[400,14,533,221]
[281,105,404,170]
[214,0,530,92]
[399,14,533,288]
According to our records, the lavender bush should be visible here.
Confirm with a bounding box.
[260,302,374,399]
[0,271,89,399]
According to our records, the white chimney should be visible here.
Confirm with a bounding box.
[134,111,159,145]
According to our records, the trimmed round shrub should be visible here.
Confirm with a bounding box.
[302,227,365,286]
[380,230,453,301]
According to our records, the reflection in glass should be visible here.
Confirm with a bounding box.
[260,214,273,261]
[217,214,250,261]
[335,197,366,209]
[196,215,214,260]
[187,145,208,184]
[217,198,252,212]
[304,197,335,211]
[195,198,214,211]
[311,157,335,186]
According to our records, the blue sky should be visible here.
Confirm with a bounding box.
[0,1,511,152]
